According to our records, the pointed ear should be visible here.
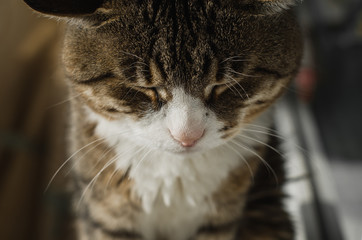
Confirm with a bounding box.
[230,0,298,15]
[23,0,105,16]
[254,0,297,14]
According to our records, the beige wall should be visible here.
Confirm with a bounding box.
[0,1,71,240]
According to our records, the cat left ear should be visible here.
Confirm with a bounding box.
[23,0,105,16]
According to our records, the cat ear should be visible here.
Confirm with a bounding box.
[23,0,105,16]
[231,0,298,15]
[254,0,297,14]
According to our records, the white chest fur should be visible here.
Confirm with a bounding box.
[125,145,245,240]
[86,107,271,240]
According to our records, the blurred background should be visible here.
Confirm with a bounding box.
[0,1,71,239]
[0,0,361,239]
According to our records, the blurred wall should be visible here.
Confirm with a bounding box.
[0,1,72,240]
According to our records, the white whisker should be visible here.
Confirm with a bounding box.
[237,134,284,158]
[105,167,120,189]
[45,130,134,193]
[224,144,254,181]
[120,50,144,62]
[226,67,260,78]
[77,156,120,209]
[44,137,107,193]
[224,74,250,100]
[131,147,153,176]
[130,61,148,67]
[221,73,245,101]
[244,123,280,133]
[242,128,306,153]
[220,56,250,64]
[230,139,279,185]
[101,145,144,190]
[46,93,80,110]
[64,140,112,177]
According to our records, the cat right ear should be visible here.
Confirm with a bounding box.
[227,0,298,15]
[23,0,105,16]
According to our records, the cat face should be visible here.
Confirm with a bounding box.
[27,0,302,154]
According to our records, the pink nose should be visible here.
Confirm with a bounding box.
[170,129,204,147]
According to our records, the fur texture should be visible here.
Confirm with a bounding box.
[23,0,303,239]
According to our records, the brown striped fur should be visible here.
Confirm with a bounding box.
[23,0,303,239]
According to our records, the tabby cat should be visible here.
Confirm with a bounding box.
[24,0,302,239]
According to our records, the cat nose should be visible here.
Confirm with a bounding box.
[169,129,204,147]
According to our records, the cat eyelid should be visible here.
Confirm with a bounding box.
[76,72,116,84]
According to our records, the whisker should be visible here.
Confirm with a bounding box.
[120,64,139,72]
[46,93,80,110]
[77,155,120,209]
[131,147,153,176]
[105,167,120,189]
[224,144,254,182]
[223,74,245,100]
[68,131,144,177]
[88,144,115,172]
[222,74,245,101]
[230,140,279,185]
[130,61,148,67]
[281,85,301,95]
[242,128,306,153]
[86,146,151,204]
[45,130,134,193]
[243,128,285,142]
[224,74,250,100]
[44,137,107,193]
[103,145,144,190]
[104,165,132,190]
[120,84,139,101]
[89,152,121,195]
[64,140,112,177]
[105,144,148,189]
[244,123,280,134]
[224,81,238,96]
[225,67,260,78]
[220,56,250,64]
[228,83,245,101]
[120,50,144,62]
[236,134,285,159]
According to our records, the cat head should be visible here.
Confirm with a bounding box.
[24,0,302,155]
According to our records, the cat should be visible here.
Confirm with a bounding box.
[24,0,302,239]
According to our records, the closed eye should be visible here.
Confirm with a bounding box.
[77,72,116,84]
[206,75,253,103]
[131,85,166,109]
[205,82,232,100]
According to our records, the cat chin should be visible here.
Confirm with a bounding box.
[143,141,217,158]
[164,147,209,157]
[160,137,227,157]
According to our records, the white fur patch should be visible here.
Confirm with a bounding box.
[85,88,272,240]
